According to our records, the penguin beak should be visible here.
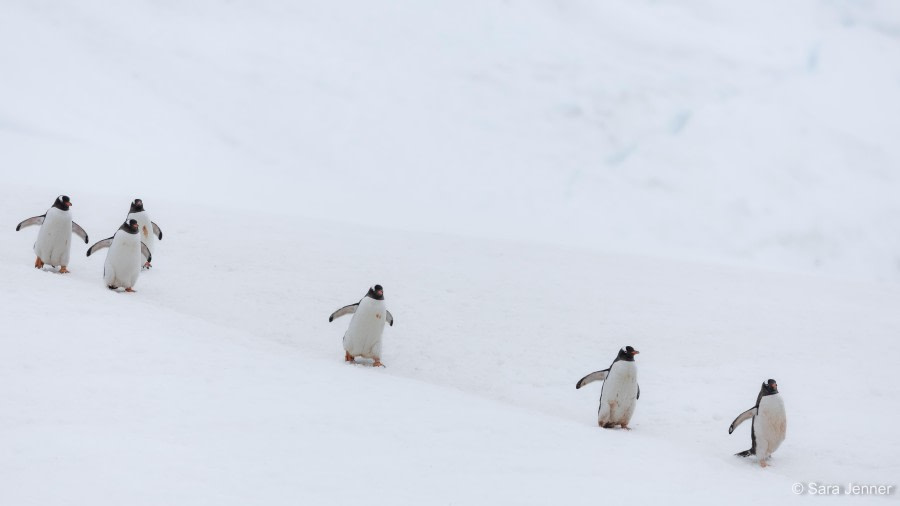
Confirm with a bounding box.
[631,350,640,355]
[66,201,72,207]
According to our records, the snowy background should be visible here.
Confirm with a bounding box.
[2,1,899,504]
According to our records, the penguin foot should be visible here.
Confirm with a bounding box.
[142,261,152,270]
[108,285,118,290]
[344,351,354,362]
[759,459,769,468]
[373,360,385,368]
[59,266,69,274]
[34,257,44,269]
[125,288,136,293]
[620,424,632,430]
[600,422,617,429]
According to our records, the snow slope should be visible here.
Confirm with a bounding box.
[2,188,899,505]
[1,0,899,280]
[2,1,900,504]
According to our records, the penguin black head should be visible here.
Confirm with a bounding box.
[617,345,640,362]
[762,379,779,395]
[121,219,140,234]
[367,284,385,300]
[130,199,144,213]
[53,195,72,211]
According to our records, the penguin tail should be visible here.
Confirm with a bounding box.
[735,449,754,458]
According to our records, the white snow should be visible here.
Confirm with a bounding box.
[2,1,899,504]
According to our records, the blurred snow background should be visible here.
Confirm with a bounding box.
[2,0,898,281]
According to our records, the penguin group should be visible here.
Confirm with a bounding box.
[576,345,786,467]
[16,196,163,293]
[15,194,784,468]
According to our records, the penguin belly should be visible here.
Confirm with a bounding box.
[343,298,387,359]
[104,232,142,288]
[597,361,638,427]
[33,208,72,267]
[128,210,156,258]
[753,395,786,462]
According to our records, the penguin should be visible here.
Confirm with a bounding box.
[86,219,151,292]
[576,346,640,429]
[16,195,89,273]
[329,284,394,367]
[125,198,162,269]
[729,379,786,468]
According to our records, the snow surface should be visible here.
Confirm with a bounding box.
[2,1,900,505]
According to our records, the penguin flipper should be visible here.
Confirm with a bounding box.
[72,221,89,243]
[576,369,609,389]
[386,310,394,326]
[86,237,114,257]
[16,215,45,231]
[141,242,152,263]
[329,303,358,322]
[637,384,640,400]
[728,407,757,434]
[151,221,163,240]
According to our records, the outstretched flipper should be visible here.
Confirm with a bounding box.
[16,215,45,231]
[151,222,163,240]
[386,310,394,326]
[728,407,757,434]
[329,303,358,322]
[72,221,89,243]
[86,237,114,257]
[576,369,609,389]
[141,242,152,264]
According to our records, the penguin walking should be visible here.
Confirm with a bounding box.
[16,195,89,273]
[126,198,162,269]
[576,346,640,429]
[729,379,786,468]
[86,219,151,292]
[329,285,394,367]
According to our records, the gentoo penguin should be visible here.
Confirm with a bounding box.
[576,346,640,429]
[125,198,162,269]
[15,195,89,273]
[729,379,787,468]
[86,219,151,292]
[329,284,394,367]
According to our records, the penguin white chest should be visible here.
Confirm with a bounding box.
[104,232,142,288]
[754,395,786,459]
[598,361,639,426]
[343,298,387,359]
[34,208,72,266]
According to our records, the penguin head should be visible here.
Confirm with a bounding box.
[762,379,778,395]
[53,195,72,210]
[130,199,144,213]
[617,346,640,362]
[367,284,385,300]
[121,219,140,234]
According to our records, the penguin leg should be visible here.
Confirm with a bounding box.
[34,256,44,269]
[344,351,354,362]
[59,266,69,274]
